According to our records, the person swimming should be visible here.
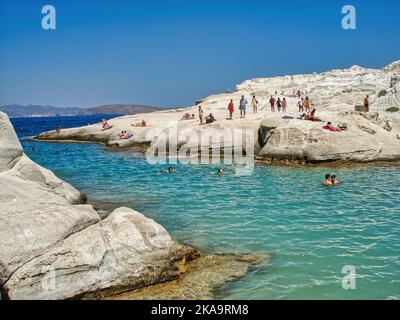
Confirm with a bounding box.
[331,175,341,185]
[323,174,333,186]
[166,167,176,173]
[217,168,224,175]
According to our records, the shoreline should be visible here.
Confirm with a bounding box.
[30,137,400,168]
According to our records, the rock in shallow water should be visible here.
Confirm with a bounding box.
[107,253,267,300]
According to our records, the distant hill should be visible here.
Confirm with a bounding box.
[0,104,165,118]
[77,104,164,116]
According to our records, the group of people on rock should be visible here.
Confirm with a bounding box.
[100,118,148,140]
[197,105,217,124]
[180,113,196,120]
[268,96,288,113]
[132,120,147,127]
[226,94,289,120]
[300,108,321,122]
[297,96,312,113]
[117,130,133,140]
[191,91,374,126]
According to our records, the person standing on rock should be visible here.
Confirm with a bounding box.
[282,98,287,112]
[364,95,369,112]
[239,95,248,118]
[198,105,204,125]
[251,95,259,114]
[304,96,311,113]
[298,97,304,113]
[228,99,234,119]
[269,95,276,112]
[276,98,282,112]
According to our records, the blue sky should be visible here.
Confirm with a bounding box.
[0,0,399,108]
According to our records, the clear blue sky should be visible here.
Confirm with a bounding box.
[0,0,399,108]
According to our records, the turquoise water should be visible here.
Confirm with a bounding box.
[14,117,400,300]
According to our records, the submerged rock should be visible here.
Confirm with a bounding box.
[108,253,267,300]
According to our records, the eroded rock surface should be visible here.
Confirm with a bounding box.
[0,111,197,300]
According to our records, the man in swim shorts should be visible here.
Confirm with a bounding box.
[239,95,248,118]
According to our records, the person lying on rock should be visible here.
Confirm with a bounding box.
[117,130,127,139]
[180,113,191,120]
[305,109,322,122]
[132,120,147,127]
[322,122,341,132]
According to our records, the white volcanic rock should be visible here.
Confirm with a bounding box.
[259,112,400,162]
[35,61,400,163]
[5,207,175,300]
[0,112,24,171]
[236,62,400,113]
[0,111,195,300]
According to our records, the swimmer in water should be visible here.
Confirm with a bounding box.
[323,174,333,186]
[166,167,176,173]
[217,169,224,175]
[331,175,341,185]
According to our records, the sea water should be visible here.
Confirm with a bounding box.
[12,116,400,300]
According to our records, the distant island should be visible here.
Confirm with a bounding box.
[0,104,166,118]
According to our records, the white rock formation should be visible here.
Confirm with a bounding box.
[258,112,400,162]
[35,61,400,163]
[236,61,400,113]
[0,111,194,300]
